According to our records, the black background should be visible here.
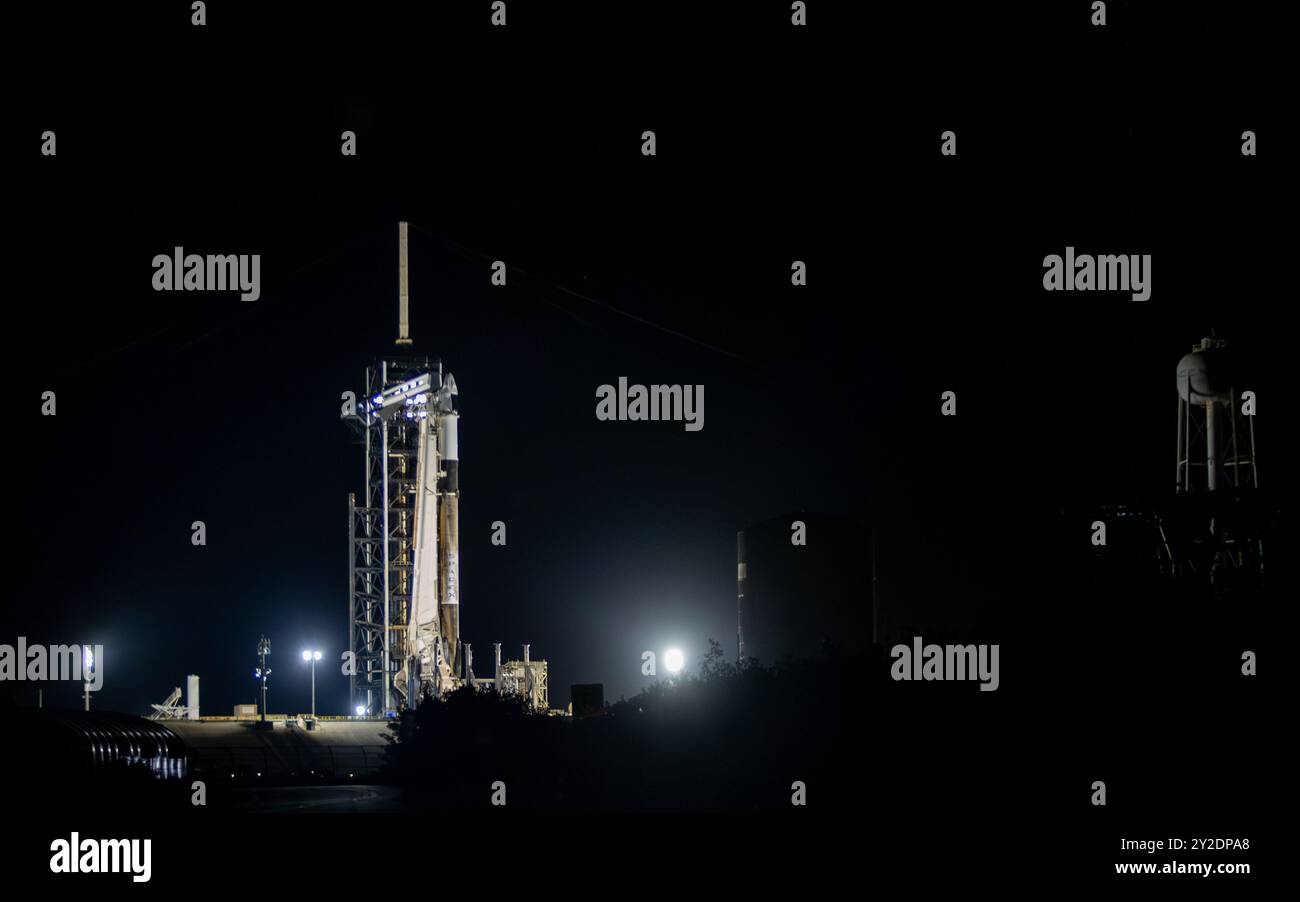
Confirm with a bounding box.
[6,0,1287,890]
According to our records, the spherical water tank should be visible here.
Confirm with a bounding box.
[1176,348,1232,404]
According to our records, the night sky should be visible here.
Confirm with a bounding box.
[8,3,1287,721]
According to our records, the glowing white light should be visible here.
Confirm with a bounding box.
[302,650,311,661]
[313,650,322,661]
[664,648,684,674]
[355,705,366,716]
[83,648,94,671]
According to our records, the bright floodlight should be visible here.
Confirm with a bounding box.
[302,650,312,661]
[313,650,323,661]
[83,648,94,670]
[355,705,366,716]
[664,648,684,674]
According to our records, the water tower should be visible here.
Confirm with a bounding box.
[1081,335,1269,606]
[1174,336,1258,493]
[1159,335,1266,595]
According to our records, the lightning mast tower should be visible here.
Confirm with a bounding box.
[345,223,462,714]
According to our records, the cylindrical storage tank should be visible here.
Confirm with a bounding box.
[186,674,200,720]
[737,530,747,661]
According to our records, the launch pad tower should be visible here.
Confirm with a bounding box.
[343,223,548,715]
[344,222,462,714]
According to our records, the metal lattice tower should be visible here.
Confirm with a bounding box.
[344,224,461,714]
[343,222,551,715]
